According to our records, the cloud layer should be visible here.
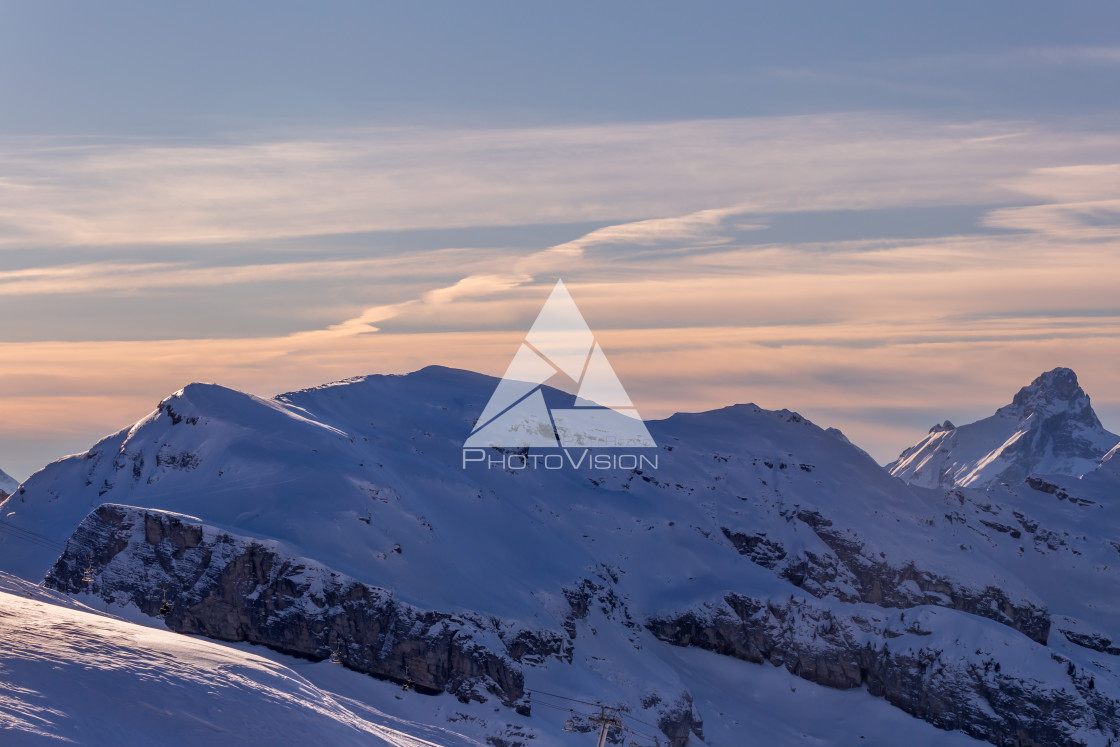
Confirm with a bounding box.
[2,114,1117,248]
[2,113,1120,479]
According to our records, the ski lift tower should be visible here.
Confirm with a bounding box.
[589,706,624,747]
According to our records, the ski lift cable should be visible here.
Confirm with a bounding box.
[0,522,67,552]
[530,694,591,710]
[0,518,67,547]
[0,535,65,555]
[0,517,62,541]
[532,701,579,714]
[619,712,660,729]
[0,526,62,552]
[624,725,659,739]
[526,688,602,708]
[530,688,661,733]
[530,689,666,745]
[532,700,597,719]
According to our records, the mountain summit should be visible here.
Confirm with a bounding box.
[1005,367,1100,424]
[888,367,1119,489]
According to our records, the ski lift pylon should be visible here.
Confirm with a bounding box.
[401,663,414,691]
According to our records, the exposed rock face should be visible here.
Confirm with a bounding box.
[1061,629,1120,656]
[654,694,704,746]
[45,504,710,747]
[45,504,706,747]
[45,504,540,711]
[648,593,1120,747]
[723,515,1051,644]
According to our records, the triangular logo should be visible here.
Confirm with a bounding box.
[466,280,656,448]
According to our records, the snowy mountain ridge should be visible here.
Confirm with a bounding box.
[3,365,1120,745]
[887,367,1119,489]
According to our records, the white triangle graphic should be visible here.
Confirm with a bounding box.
[464,389,559,447]
[525,280,594,381]
[472,343,558,431]
[468,280,655,449]
[575,343,633,408]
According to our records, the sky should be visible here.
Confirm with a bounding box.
[2,1,1120,480]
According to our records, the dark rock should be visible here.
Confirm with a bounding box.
[648,593,1119,747]
[1061,629,1120,656]
[730,517,1051,644]
[720,527,787,569]
[45,504,547,710]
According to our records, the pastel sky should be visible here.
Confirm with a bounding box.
[2,2,1120,480]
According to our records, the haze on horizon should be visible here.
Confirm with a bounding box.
[2,1,1120,481]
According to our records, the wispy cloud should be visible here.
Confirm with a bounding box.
[5,115,1120,479]
[3,114,1119,249]
[984,163,1120,237]
[0,249,505,297]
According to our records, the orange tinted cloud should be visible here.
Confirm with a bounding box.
[3,118,1120,479]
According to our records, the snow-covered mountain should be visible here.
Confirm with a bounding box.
[2,365,1119,745]
[0,466,17,496]
[887,367,1119,489]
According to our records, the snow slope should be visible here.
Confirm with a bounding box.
[0,573,469,746]
[887,368,1119,489]
[260,634,986,747]
[0,569,984,747]
[938,441,1120,640]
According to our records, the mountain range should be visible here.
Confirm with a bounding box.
[1,365,1118,746]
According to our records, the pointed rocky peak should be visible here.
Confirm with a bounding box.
[1016,367,1081,402]
[999,367,1100,426]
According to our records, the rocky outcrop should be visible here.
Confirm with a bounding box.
[1059,627,1120,656]
[647,693,704,747]
[46,504,707,747]
[723,516,1051,644]
[648,593,1120,747]
[45,504,547,711]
